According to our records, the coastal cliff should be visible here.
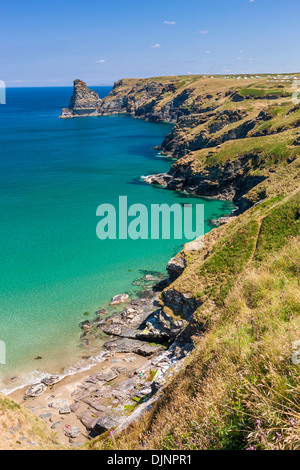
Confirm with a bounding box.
[4,75,298,451]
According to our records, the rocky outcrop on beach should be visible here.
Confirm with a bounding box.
[60,79,102,118]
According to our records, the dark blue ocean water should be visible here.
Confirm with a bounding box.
[0,87,235,390]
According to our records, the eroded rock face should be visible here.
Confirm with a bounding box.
[145,151,266,208]
[166,256,186,279]
[100,80,190,122]
[69,79,102,110]
[60,79,102,118]
[77,410,100,430]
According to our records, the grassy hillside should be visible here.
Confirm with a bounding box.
[0,394,64,450]
[87,185,300,450]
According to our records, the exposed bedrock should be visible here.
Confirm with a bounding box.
[60,79,102,118]
[144,152,266,210]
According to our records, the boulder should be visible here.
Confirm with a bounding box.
[121,305,143,319]
[64,426,82,439]
[80,320,92,330]
[51,421,62,430]
[93,416,121,435]
[39,413,52,420]
[96,308,108,316]
[41,375,62,386]
[48,399,69,410]
[110,294,130,305]
[25,383,47,397]
[60,108,75,119]
[59,405,71,414]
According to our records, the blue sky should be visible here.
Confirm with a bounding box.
[1,0,299,86]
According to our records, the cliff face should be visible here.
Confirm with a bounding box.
[60,75,300,212]
[100,78,192,122]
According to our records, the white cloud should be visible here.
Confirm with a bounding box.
[10,80,32,83]
[164,20,176,25]
[198,30,208,34]
[96,59,106,63]
[204,50,211,54]
[150,43,161,48]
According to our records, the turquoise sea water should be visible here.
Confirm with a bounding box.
[0,87,235,391]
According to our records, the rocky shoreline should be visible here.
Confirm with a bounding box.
[10,257,203,447]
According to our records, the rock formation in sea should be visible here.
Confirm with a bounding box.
[60,79,102,118]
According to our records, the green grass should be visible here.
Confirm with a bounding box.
[255,193,300,262]
[198,220,260,306]
[240,88,290,99]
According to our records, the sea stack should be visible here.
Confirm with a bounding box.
[60,79,102,118]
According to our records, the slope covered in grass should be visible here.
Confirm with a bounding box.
[0,394,64,450]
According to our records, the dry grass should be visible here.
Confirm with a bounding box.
[0,394,64,450]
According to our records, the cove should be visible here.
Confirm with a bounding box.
[0,86,235,391]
